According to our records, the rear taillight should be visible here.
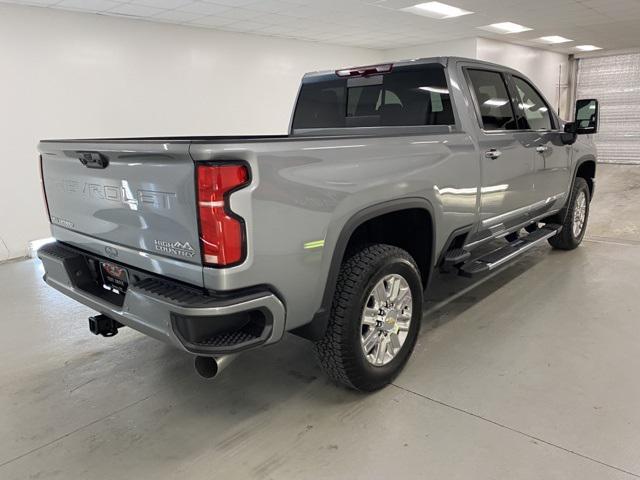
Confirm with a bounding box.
[196,164,249,267]
[39,155,51,222]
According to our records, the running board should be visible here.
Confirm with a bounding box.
[459,225,561,278]
[443,248,471,266]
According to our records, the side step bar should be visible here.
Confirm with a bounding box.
[459,225,561,278]
[442,248,471,266]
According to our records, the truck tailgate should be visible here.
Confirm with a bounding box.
[39,140,203,285]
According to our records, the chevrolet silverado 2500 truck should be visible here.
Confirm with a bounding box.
[38,57,599,391]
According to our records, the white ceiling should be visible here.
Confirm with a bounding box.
[3,0,640,53]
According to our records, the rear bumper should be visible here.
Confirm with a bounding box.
[38,242,286,355]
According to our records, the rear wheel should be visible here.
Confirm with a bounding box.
[314,244,423,391]
[549,177,590,250]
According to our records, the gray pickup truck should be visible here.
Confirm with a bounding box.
[38,57,598,391]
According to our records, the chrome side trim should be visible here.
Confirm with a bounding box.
[465,207,563,250]
[481,192,566,228]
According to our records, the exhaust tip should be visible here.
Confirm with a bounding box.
[194,356,219,379]
[194,354,237,379]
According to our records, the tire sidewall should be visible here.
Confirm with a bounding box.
[345,255,423,388]
[569,179,590,245]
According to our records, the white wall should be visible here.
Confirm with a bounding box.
[475,38,570,118]
[383,38,478,61]
[0,4,381,260]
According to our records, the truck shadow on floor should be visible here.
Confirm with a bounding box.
[158,244,554,397]
[420,244,550,334]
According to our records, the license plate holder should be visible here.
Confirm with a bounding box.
[100,261,129,294]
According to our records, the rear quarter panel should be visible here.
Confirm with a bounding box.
[191,131,479,330]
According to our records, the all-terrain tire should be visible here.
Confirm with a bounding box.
[314,244,423,391]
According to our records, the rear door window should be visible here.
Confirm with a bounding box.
[466,69,518,131]
[292,65,454,129]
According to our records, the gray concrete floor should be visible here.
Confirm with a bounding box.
[2,164,640,480]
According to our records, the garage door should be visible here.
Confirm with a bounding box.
[576,53,640,164]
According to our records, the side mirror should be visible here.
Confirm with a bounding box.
[573,99,599,135]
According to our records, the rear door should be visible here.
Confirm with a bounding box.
[463,67,538,244]
[40,140,203,286]
[509,75,571,210]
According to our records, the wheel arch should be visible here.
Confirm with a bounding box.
[292,198,436,341]
[574,156,596,199]
[544,155,596,226]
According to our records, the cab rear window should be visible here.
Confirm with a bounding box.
[292,65,454,129]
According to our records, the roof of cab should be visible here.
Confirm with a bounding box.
[301,56,523,82]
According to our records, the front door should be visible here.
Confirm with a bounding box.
[510,75,572,213]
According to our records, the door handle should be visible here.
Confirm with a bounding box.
[536,145,549,153]
[485,149,502,159]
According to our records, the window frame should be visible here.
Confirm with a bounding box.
[463,67,519,133]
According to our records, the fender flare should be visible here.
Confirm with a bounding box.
[292,197,436,341]
[571,155,597,196]
[546,155,597,225]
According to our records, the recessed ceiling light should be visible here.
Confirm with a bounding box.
[478,22,533,34]
[538,36,573,44]
[576,45,602,51]
[402,2,474,19]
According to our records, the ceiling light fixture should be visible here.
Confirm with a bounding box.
[538,36,572,44]
[402,2,473,19]
[478,22,532,34]
[576,45,602,51]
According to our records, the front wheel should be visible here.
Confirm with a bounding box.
[549,177,590,250]
[314,244,423,391]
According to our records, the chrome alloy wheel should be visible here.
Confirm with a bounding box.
[572,190,587,238]
[360,274,413,366]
